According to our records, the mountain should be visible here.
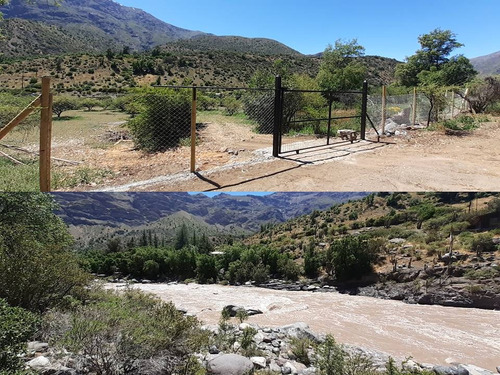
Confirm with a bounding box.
[163,35,302,56]
[52,192,368,249]
[53,192,367,230]
[0,0,205,53]
[471,51,500,76]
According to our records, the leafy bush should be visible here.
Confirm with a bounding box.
[0,299,40,372]
[0,193,90,312]
[54,289,207,375]
[326,236,379,282]
[127,87,191,152]
[315,334,375,375]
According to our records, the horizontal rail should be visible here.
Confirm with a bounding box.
[154,85,274,92]
[0,95,41,141]
[283,89,364,95]
[288,115,361,125]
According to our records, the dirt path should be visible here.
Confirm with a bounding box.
[111,283,500,371]
[50,114,500,192]
[118,120,500,192]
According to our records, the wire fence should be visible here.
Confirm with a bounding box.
[367,89,468,133]
[1,79,474,191]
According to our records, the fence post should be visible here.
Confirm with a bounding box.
[272,76,282,157]
[39,77,53,192]
[326,94,333,145]
[381,85,386,135]
[190,85,197,173]
[360,80,368,140]
[412,87,417,125]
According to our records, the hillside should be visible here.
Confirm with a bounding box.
[163,35,302,56]
[0,0,205,54]
[243,192,500,309]
[53,192,367,249]
[0,18,120,57]
[471,50,500,76]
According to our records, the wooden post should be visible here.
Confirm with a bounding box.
[190,85,197,173]
[451,91,455,118]
[0,96,41,141]
[381,85,387,134]
[360,81,368,140]
[411,87,417,125]
[39,77,53,192]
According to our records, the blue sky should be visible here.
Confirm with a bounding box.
[116,0,499,61]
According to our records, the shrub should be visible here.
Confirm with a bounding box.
[56,289,208,375]
[0,299,40,372]
[128,87,191,152]
[315,334,375,375]
[0,193,90,312]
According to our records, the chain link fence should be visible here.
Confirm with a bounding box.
[367,89,468,132]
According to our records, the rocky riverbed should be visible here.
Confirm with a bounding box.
[106,282,500,372]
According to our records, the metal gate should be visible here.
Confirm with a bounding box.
[272,77,368,156]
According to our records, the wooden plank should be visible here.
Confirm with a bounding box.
[0,96,41,141]
[39,77,53,192]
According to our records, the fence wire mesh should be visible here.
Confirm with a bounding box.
[367,90,468,131]
[280,90,363,154]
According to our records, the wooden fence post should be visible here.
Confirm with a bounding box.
[190,85,197,173]
[39,77,53,192]
[412,87,417,125]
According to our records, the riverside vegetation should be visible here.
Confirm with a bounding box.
[1,192,499,374]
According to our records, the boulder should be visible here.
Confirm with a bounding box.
[433,365,469,375]
[207,354,254,375]
[280,322,322,343]
[26,356,51,370]
[459,364,496,375]
[250,356,267,368]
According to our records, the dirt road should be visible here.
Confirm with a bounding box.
[111,283,500,371]
[91,119,500,192]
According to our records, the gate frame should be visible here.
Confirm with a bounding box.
[272,77,368,156]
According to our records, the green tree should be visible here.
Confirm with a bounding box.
[395,29,476,125]
[317,39,366,92]
[0,193,90,312]
[52,96,80,118]
[196,254,217,283]
[174,223,189,250]
[326,236,378,282]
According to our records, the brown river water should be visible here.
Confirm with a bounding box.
[110,283,500,371]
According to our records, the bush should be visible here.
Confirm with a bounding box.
[128,87,191,152]
[0,299,40,372]
[315,334,375,375]
[0,193,90,312]
[55,289,207,375]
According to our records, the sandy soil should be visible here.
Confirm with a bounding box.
[72,117,500,192]
[110,283,500,371]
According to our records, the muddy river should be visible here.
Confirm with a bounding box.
[110,283,500,370]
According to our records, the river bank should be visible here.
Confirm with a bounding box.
[108,282,500,371]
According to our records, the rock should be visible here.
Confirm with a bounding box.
[282,361,297,374]
[459,364,495,375]
[223,305,263,317]
[26,356,51,370]
[280,322,322,343]
[269,360,281,372]
[389,238,406,244]
[209,345,220,354]
[27,341,49,353]
[250,356,267,368]
[496,366,500,374]
[207,354,254,375]
[433,365,469,375]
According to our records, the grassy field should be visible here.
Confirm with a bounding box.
[0,108,129,191]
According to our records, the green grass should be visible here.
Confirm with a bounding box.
[0,158,39,191]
